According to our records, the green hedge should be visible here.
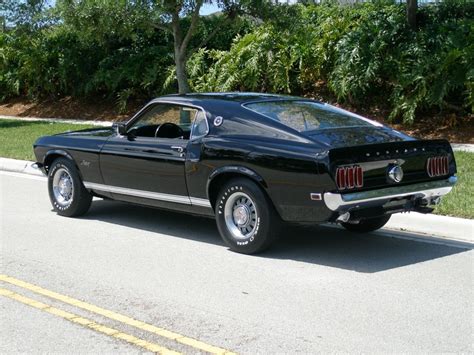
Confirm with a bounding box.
[1,1,472,122]
[188,2,473,123]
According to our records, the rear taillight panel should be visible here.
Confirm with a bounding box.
[335,165,363,190]
[426,156,449,177]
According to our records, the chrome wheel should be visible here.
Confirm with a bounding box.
[224,192,258,240]
[52,168,73,207]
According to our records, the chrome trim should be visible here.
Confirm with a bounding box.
[324,176,457,211]
[124,99,209,141]
[83,182,212,208]
[190,197,212,208]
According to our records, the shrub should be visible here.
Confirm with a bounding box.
[188,2,473,123]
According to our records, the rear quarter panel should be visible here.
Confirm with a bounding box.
[187,136,334,223]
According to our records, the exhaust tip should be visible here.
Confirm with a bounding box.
[337,212,351,223]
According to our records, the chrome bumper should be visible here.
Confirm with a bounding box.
[324,176,457,211]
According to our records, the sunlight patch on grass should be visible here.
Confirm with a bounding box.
[0,119,94,161]
[434,151,473,219]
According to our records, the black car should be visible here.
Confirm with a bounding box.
[33,93,457,254]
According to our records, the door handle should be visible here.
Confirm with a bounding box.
[171,146,185,153]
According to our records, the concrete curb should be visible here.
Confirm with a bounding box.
[0,115,113,126]
[451,143,474,153]
[0,157,43,176]
[386,213,473,245]
[1,157,472,245]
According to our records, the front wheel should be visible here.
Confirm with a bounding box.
[341,215,391,233]
[215,178,280,254]
[48,158,92,217]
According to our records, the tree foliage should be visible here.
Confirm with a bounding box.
[187,2,473,123]
[0,0,472,122]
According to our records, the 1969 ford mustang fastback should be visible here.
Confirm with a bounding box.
[34,93,457,254]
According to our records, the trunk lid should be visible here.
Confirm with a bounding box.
[305,126,410,148]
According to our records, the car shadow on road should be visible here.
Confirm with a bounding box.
[85,200,471,273]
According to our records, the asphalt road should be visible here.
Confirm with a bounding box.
[1,171,472,353]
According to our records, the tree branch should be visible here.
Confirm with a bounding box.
[180,0,203,55]
[171,3,182,50]
[153,23,172,33]
[186,15,233,59]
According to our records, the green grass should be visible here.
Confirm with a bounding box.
[434,151,473,219]
[0,119,94,161]
[0,119,472,219]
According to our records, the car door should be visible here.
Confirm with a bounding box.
[98,102,198,207]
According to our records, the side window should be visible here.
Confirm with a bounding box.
[128,104,198,139]
[191,110,209,139]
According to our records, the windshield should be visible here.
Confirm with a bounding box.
[244,100,378,132]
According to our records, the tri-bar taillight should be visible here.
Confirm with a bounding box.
[427,156,449,177]
[336,165,363,190]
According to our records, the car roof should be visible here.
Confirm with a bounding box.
[160,92,303,105]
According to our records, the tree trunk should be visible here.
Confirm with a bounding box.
[175,49,190,94]
[168,1,202,94]
[407,0,417,29]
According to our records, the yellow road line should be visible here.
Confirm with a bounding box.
[0,287,179,355]
[0,275,235,355]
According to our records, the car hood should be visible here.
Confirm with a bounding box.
[54,126,116,138]
[303,126,412,148]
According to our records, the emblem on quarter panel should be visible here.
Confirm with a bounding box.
[388,164,404,183]
[214,116,223,126]
[80,160,91,167]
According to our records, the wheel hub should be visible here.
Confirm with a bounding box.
[58,176,72,197]
[224,192,258,240]
[233,204,250,226]
[52,168,74,207]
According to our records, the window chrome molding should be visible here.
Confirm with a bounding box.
[84,182,211,208]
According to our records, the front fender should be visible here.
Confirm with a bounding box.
[44,149,75,165]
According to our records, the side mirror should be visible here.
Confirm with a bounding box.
[114,122,127,136]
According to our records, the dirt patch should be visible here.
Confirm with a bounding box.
[1,96,473,143]
[0,96,143,122]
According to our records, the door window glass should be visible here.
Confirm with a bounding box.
[128,104,198,139]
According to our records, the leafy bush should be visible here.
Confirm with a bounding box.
[330,2,474,122]
[1,1,472,122]
[188,2,473,123]
[0,0,251,110]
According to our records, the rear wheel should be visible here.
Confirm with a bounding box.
[215,178,280,254]
[48,158,92,217]
[341,215,391,233]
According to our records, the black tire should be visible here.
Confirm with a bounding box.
[48,157,92,217]
[215,178,280,254]
[341,215,391,233]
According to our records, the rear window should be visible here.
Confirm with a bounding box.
[244,100,379,132]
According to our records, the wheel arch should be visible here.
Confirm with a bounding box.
[43,150,77,174]
[207,166,270,211]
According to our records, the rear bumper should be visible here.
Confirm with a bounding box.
[324,176,457,211]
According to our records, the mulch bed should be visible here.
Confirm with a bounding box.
[1,96,472,143]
